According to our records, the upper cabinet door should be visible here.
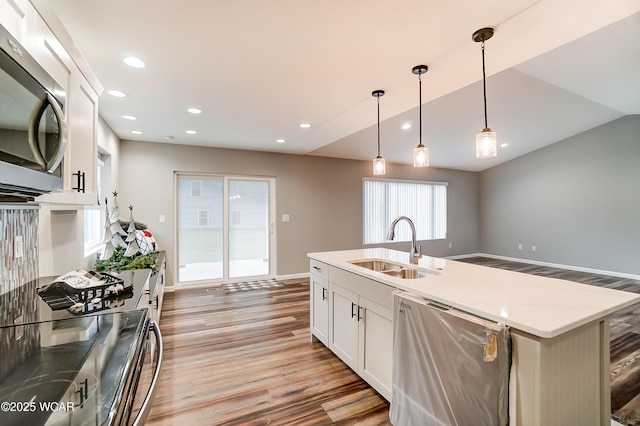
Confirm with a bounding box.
[0,0,28,44]
[25,5,73,92]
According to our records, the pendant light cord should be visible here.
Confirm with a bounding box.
[418,71,423,146]
[377,95,381,157]
[481,40,488,130]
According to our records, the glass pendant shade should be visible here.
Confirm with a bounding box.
[413,144,429,167]
[373,156,386,175]
[476,128,497,158]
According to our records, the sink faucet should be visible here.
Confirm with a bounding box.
[387,216,422,264]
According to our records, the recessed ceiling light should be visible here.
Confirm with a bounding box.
[124,56,145,68]
[185,130,197,135]
[401,123,412,130]
[276,139,286,144]
[122,115,137,120]
[500,143,509,148]
[299,123,311,128]
[131,130,143,135]
[187,107,202,114]
[108,90,127,97]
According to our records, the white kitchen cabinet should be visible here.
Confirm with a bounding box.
[357,295,393,399]
[64,68,98,203]
[24,3,72,91]
[7,0,103,205]
[310,259,329,346]
[328,282,359,370]
[35,61,99,205]
[323,265,395,401]
[511,320,610,426]
[0,0,28,44]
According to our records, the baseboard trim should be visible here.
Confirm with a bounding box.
[276,272,310,282]
[449,253,640,281]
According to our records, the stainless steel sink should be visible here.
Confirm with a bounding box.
[349,259,403,272]
[381,268,432,279]
[349,259,434,279]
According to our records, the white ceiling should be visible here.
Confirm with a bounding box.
[50,0,640,172]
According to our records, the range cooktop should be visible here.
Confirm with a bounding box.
[0,269,151,328]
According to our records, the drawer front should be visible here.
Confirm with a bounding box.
[310,259,329,279]
[330,266,394,310]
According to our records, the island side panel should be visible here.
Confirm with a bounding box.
[511,319,608,426]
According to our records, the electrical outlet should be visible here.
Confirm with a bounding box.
[532,245,536,252]
[14,235,23,259]
[14,314,23,340]
[282,214,290,222]
[448,242,452,248]
[518,244,523,250]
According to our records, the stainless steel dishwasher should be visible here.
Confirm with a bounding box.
[390,291,511,426]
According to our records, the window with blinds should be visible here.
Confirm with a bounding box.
[363,178,447,244]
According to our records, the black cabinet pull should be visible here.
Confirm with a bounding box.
[357,306,363,321]
[313,266,321,271]
[351,302,356,318]
[72,170,85,193]
[322,287,327,301]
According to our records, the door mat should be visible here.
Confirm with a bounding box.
[223,279,284,293]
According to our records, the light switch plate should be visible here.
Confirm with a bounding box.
[282,214,290,222]
[14,235,23,259]
[14,314,23,340]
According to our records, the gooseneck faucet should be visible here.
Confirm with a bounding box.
[387,216,422,264]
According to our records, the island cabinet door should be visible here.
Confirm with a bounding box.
[358,296,393,401]
[328,283,359,371]
[310,274,329,346]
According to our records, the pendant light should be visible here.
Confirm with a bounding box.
[372,90,386,175]
[473,27,497,158]
[412,65,429,167]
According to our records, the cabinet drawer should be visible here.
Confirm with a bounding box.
[329,266,394,310]
[310,259,329,279]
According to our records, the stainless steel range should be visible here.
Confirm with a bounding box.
[0,269,162,426]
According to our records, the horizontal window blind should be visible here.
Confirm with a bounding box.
[363,178,447,244]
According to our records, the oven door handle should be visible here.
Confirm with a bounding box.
[132,320,163,426]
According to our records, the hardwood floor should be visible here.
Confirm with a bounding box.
[142,258,640,425]
[144,278,391,425]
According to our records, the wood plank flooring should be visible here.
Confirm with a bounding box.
[144,278,391,425]
[141,258,640,425]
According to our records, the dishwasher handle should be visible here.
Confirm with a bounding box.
[132,320,163,426]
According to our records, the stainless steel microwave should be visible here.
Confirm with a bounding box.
[0,22,67,201]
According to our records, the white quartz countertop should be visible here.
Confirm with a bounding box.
[308,248,640,338]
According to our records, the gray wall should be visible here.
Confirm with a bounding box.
[117,140,480,286]
[479,115,640,275]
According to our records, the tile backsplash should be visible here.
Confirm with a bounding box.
[0,207,39,297]
[0,207,40,383]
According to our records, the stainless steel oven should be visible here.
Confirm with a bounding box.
[0,21,67,200]
[0,269,163,425]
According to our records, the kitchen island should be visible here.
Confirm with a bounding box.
[308,248,640,426]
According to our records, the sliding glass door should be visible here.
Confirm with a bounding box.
[176,174,274,284]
